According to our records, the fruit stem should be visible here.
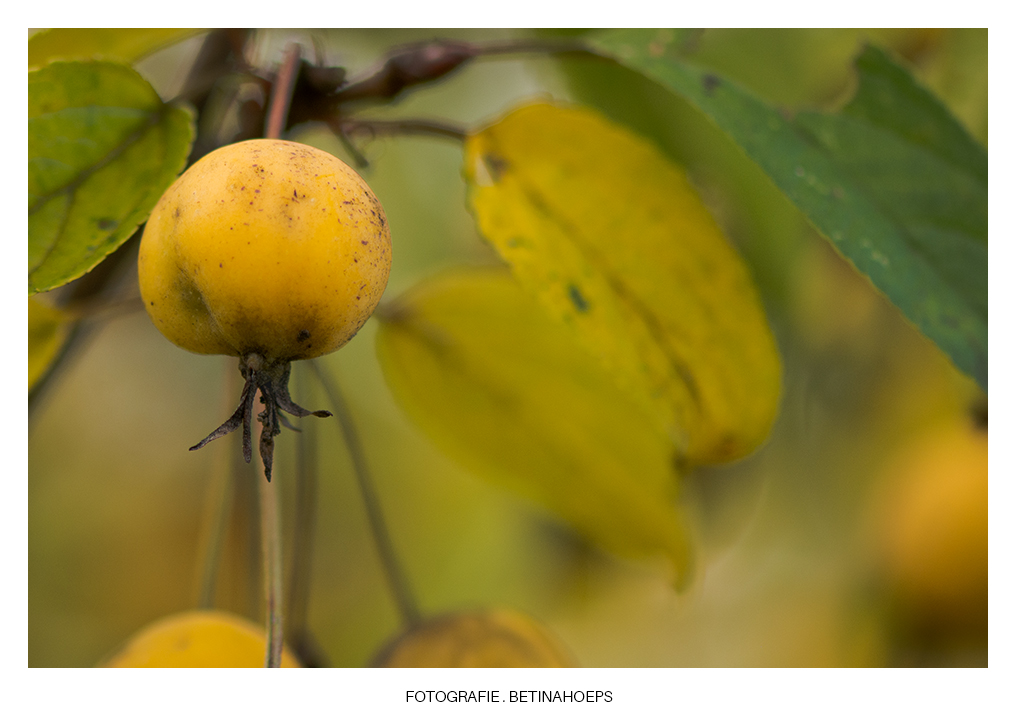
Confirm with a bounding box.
[309,359,422,628]
[258,453,285,667]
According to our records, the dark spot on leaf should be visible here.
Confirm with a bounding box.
[484,154,508,182]
[97,218,117,231]
[297,329,311,342]
[568,284,590,313]
[702,74,721,95]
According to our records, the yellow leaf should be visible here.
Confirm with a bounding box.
[464,103,781,465]
[100,610,302,667]
[376,268,692,585]
[372,609,575,667]
[28,297,70,391]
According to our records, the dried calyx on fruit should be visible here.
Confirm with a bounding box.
[138,138,392,479]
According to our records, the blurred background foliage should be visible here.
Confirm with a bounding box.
[28,28,987,667]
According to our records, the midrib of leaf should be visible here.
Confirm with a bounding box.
[28,108,164,217]
[28,108,166,276]
[480,146,706,422]
[475,140,707,435]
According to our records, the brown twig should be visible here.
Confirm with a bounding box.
[327,116,467,168]
[331,37,588,106]
[284,36,590,134]
[309,359,421,628]
[265,43,303,139]
[338,117,467,142]
[259,457,285,667]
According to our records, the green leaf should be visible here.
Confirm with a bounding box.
[464,103,781,465]
[28,28,201,69]
[588,31,987,390]
[28,298,71,391]
[28,60,195,294]
[376,268,693,585]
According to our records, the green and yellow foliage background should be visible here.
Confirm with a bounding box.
[28,28,987,667]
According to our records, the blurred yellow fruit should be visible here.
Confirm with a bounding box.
[874,416,988,629]
[372,609,575,667]
[101,610,301,667]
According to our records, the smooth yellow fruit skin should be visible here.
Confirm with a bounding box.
[371,609,575,667]
[139,139,391,362]
[100,610,301,667]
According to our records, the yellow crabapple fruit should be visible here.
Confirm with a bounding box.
[138,138,391,479]
[371,609,575,667]
[101,610,302,668]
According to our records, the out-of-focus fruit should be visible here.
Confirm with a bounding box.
[101,610,301,667]
[371,609,575,667]
[873,416,988,631]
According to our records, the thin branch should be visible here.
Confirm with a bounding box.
[173,29,255,109]
[326,118,370,168]
[28,114,163,217]
[327,116,466,168]
[467,37,591,57]
[332,37,588,106]
[259,456,285,667]
[309,359,421,628]
[338,117,467,142]
[264,43,302,139]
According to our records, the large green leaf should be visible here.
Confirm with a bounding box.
[28,29,201,69]
[464,103,781,465]
[28,61,195,294]
[588,31,988,391]
[376,268,693,585]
